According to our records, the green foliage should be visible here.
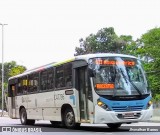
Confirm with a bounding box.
[119,35,136,55]
[138,28,160,59]
[136,28,160,99]
[9,65,26,77]
[153,94,160,102]
[75,27,132,56]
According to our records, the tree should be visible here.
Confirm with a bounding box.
[136,27,160,98]
[75,27,130,56]
[9,65,26,77]
[4,61,17,82]
[119,35,137,55]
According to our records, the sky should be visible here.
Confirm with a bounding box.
[0,0,160,69]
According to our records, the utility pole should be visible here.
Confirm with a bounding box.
[0,23,7,117]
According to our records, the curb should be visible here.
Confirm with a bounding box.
[0,112,8,117]
[148,116,160,123]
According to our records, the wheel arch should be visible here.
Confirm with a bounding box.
[19,106,26,116]
[61,103,80,128]
[61,104,74,122]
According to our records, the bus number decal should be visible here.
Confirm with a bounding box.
[54,94,64,100]
[22,97,31,103]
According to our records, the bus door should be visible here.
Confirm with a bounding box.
[8,80,17,118]
[76,66,93,122]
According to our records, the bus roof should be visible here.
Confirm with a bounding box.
[9,53,137,80]
[75,53,137,61]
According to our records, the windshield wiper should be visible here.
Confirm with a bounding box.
[120,68,142,96]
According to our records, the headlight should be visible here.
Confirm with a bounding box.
[97,101,103,106]
[147,100,152,109]
[97,100,111,111]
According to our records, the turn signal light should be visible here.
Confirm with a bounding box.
[97,101,103,106]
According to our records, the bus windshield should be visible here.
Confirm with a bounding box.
[89,57,150,96]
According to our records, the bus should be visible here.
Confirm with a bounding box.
[7,53,153,129]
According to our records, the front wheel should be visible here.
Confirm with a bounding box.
[107,123,122,129]
[63,108,80,129]
[20,108,35,125]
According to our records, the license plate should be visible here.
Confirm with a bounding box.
[123,113,134,118]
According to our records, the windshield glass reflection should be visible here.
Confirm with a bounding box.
[89,57,150,96]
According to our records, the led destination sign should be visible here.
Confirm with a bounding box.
[95,60,135,66]
[96,83,115,89]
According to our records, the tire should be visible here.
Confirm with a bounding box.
[20,108,35,125]
[107,123,122,129]
[63,108,80,129]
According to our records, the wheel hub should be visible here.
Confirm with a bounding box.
[21,112,25,123]
[66,112,74,125]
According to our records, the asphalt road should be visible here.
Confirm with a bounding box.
[0,116,160,135]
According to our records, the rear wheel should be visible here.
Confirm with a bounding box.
[20,108,35,125]
[63,108,80,129]
[107,123,122,129]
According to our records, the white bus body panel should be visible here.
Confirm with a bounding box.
[12,88,81,122]
[37,91,56,120]
[7,97,15,118]
[27,94,43,120]
[94,105,153,124]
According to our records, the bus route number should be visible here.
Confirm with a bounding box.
[54,94,64,100]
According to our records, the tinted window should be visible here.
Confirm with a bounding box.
[55,63,72,89]
[64,63,72,87]
[55,65,64,88]
[17,78,22,95]
[17,76,27,95]
[28,73,39,93]
[40,71,47,90]
[47,68,54,89]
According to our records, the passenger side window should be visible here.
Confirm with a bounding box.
[55,65,64,88]
[40,71,47,90]
[22,76,27,94]
[17,78,23,95]
[17,76,27,95]
[28,73,39,93]
[64,63,72,87]
[47,68,54,89]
